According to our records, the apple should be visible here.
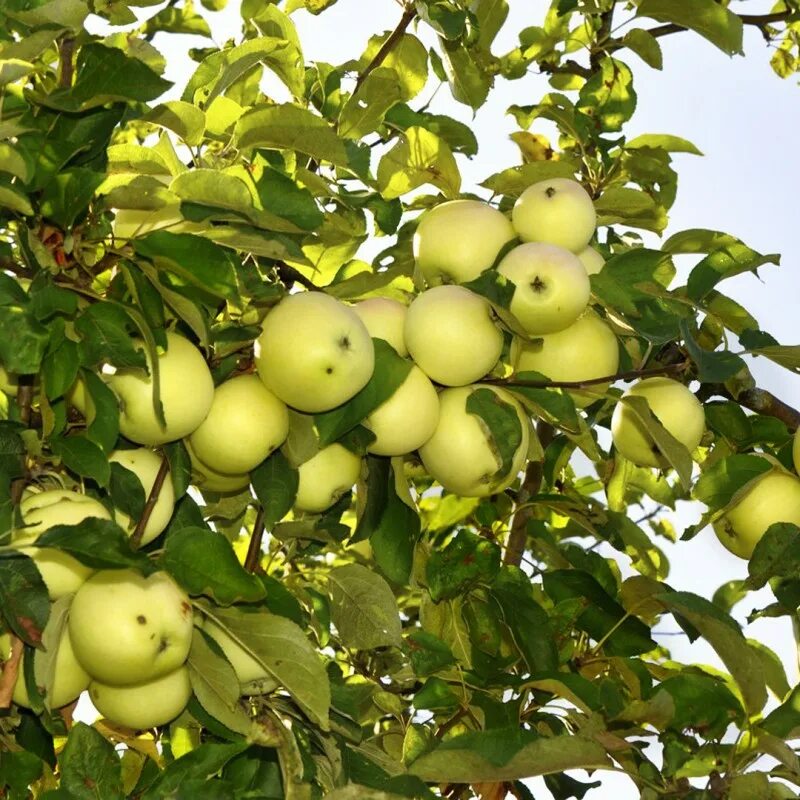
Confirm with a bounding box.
[65,375,92,418]
[418,385,530,497]
[512,177,596,253]
[577,245,605,275]
[511,310,619,408]
[404,285,503,386]
[110,448,175,545]
[69,568,194,686]
[255,292,375,413]
[497,243,591,335]
[713,471,800,560]
[201,618,276,693]
[353,297,408,357]
[295,444,362,513]
[188,374,289,475]
[0,365,18,396]
[413,199,515,285]
[185,439,251,494]
[364,365,440,456]
[89,665,191,729]
[611,377,705,468]
[106,331,214,446]
[793,428,800,475]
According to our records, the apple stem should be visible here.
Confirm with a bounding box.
[244,507,266,573]
[131,455,171,549]
[0,634,23,709]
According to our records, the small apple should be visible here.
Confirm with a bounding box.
[106,331,214,446]
[413,199,515,285]
[69,569,194,686]
[201,618,277,693]
[295,444,362,513]
[611,377,705,469]
[577,245,605,275]
[188,374,289,475]
[419,385,530,497]
[512,177,596,253]
[497,243,591,335]
[793,428,800,475]
[185,439,251,494]
[404,285,503,386]
[353,297,408,356]
[255,292,375,413]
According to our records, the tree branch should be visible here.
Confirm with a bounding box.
[275,261,319,292]
[244,507,266,573]
[353,5,417,95]
[732,387,800,432]
[0,635,23,709]
[130,455,170,549]
[57,37,76,88]
[10,379,34,505]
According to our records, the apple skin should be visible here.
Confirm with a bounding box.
[404,285,503,386]
[713,472,800,560]
[107,331,214,446]
[512,177,596,253]
[419,386,530,497]
[185,440,251,494]
[793,428,800,476]
[89,665,191,729]
[188,374,289,475]
[365,365,440,456]
[611,377,705,469]
[295,444,362,513]
[255,292,375,413]
[69,569,194,686]
[413,199,515,286]
[577,245,605,275]
[201,618,276,693]
[353,298,408,357]
[497,242,591,335]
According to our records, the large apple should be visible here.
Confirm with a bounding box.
[577,245,605,275]
[497,243,591,335]
[255,292,374,413]
[106,331,214,446]
[185,439,251,494]
[69,569,193,686]
[419,385,530,497]
[295,444,362,513]
[201,618,276,693]
[512,177,596,253]
[188,374,289,475]
[404,285,503,386]
[413,199,515,285]
[611,377,705,468]
[353,297,408,357]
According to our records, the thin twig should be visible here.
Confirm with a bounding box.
[275,261,319,292]
[244,507,266,573]
[0,635,23,709]
[10,380,34,505]
[130,455,170,549]
[353,5,417,95]
[57,38,76,88]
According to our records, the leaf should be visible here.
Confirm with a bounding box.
[251,450,298,530]
[0,176,34,215]
[75,303,147,370]
[0,304,49,374]
[339,67,404,140]
[32,595,70,710]
[746,523,800,590]
[480,160,577,198]
[0,552,50,647]
[594,187,667,233]
[620,28,663,69]
[82,371,121,454]
[143,101,206,146]
[626,134,702,155]
[40,167,105,229]
[255,166,323,231]
[439,39,491,110]
[405,630,456,678]
[427,529,500,602]
[466,388,524,481]
[692,454,772,511]
[59,722,124,800]
[658,673,743,738]
[577,57,637,132]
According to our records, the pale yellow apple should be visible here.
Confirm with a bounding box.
[188,374,289,475]
[106,331,214,446]
[577,245,605,275]
[89,666,191,729]
[611,377,705,468]
[295,444,362,513]
[793,428,800,476]
[413,199,515,285]
[185,439,251,494]
[364,365,440,456]
[419,386,530,497]
[69,569,194,686]
[404,285,503,386]
[497,243,591,335]
[255,292,375,413]
[202,618,276,692]
[512,177,596,253]
[0,365,18,395]
[353,298,408,356]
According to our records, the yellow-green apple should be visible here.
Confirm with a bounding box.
[295,444,362,513]
[201,618,277,693]
[512,177,596,253]
[0,365,18,395]
[419,386,530,497]
[611,377,705,468]
[413,199,515,285]
[577,245,605,275]
[185,440,251,494]
[188,374,289,474]
[69,569,193,686]
[353,298,408,356]
[794,428,800,475]
[497,243,591,335]
[106,331,214,446]
[404,286,503,386]
[255,292,374,413]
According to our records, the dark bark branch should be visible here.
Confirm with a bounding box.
[590,7,615,72]
[275,261,319,292]
[539,60,593,80]
[0,636,23,709]
[57,38,76,88]
[734,387,800,432]
[10,380,34,505]
[353,5,417,95]
[244,507,266,573]
[130,455,170,549]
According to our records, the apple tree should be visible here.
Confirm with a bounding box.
[1,0,800,798]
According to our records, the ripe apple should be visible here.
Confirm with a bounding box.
[110,448,175,545]
[511,310,619,408]
[418,385,530,497]
[89,665,191,729]
[353,297,408,356]
[497,243,591,335]
[201,618,276,693]
[69,569,194,686]
[413,199,516,285]
[185,439,251,494]
[512,177,596,253]
[255,292,375,413]
[713,471,800,559]
[188,374,289,475]
[364,365,440,456]
[793,428,800,475]
[106,331,214,446]
[611,377,705,468]
[404,285,503,386]
[295,444,362,513]
[577,245,605,275]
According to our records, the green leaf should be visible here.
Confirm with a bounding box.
[0,176,34,216]
[75,303,147,370]
[439,38,491,110]
[658,673,743,738]
[141,1,211,37]
[480,160,577,197]
[59,722,124,800]
[251,450,298,530]
[40,168,104,229]
[620,28,663,69]
[81,371,120,454]
[427,529,500,602]
[693,454,772,511]
[142,101,206,146]
[49,435,110,486]
[0,552,50,647]
[339,67,404,140]
[594,186,667,233]
[577,57,636,132]
[0,304,49,374]
[466,387,524,481]
[746,523,800,590]
[626,134,702,155]
[255,166,323,231]
[384,105,478,157]
[405,630,456,678]
[42,332,80,401]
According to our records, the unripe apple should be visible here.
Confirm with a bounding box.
[577,245,605,275]
[364,365,440,456]
[512,177,596,253]
[201,618,276,692]
[793,428,800,475]
[497,243,591,335]
[413,199,515,285]
[404,286,503,386]
[106,331,214,446]
[188,375,289,475]
[295,444,362,513]
[353,298,408,356]
[65,375,92,417]
[419,386,530,497]
[69,569,194,686]
[185,440,250,494]
[611,377,705,469]
[255,292,374,413]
